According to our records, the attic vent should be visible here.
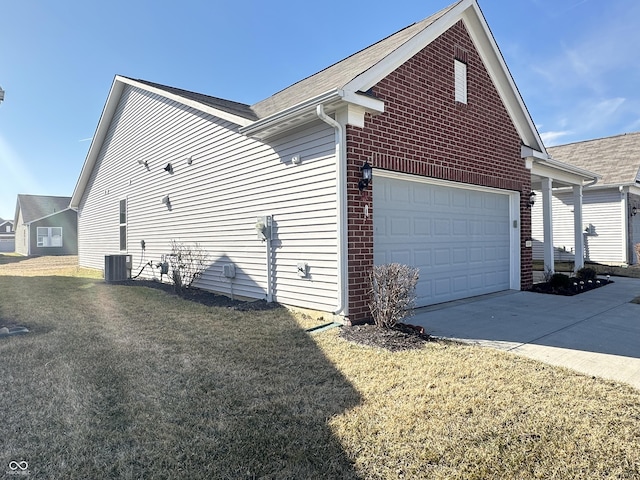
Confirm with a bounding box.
[454,45,468,63]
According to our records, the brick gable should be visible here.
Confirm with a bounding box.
[345,20,532,323]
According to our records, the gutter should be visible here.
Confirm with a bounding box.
[316,104,347,317]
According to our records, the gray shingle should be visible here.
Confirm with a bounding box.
[16,195,72,224]
[548,131,640,186]
[129,78,259,121]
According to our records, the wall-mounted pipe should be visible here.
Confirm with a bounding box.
[316,104,347,317]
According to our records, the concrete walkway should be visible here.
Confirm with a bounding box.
[411,276,640,390]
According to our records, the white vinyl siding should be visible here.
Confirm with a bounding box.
[77,85,339,312]
[37,227,63,247]
[531,189,625,264]
[454,59,467,104]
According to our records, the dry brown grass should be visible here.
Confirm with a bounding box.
[316,331,640,479]
[2,257,640,478]
[0,254,101,278]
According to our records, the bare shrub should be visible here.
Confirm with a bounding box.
[167,240,209,295]
[369,263,419,329]
[542,266,554,283]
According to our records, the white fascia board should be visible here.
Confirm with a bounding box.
[70,77,125,209]
[344,0,472,93]
[120,77,254,127]
[240,90,341,137]
[531,159,600,187]
[240,90,384,139]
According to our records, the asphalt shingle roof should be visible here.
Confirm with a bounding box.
[547,132,640,186]
[130,78,259,121]
[16,195,72,224]
[250,3,459,119]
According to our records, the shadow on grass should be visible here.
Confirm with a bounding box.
[0,275,363,479]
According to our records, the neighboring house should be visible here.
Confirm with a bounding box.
[0,218,15,253]
[14,195,78,256]
[532,131,640,266]
[71,0,596,323]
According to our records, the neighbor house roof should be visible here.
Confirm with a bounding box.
[72,0,549,208]
[14,195,72,225]
[548,131,640,187]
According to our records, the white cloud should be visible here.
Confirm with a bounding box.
[540,130,573,146]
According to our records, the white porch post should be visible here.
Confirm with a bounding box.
[573,185,584,271]
[542,177,554,274]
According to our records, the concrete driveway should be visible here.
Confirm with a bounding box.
[411,276,640,390]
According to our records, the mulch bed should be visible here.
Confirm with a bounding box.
[529,278,614,296]
[339,322,432,352]
[114,279,282,311]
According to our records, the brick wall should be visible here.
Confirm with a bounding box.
[345,20,533,323]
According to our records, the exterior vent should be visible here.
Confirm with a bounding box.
[105,254,132,282]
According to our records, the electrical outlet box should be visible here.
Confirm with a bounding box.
[223,264,236,278]
[255,215,272,241]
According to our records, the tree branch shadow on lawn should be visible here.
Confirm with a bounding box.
[0,275,364,479]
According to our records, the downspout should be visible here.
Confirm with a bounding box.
[316,104,347,317]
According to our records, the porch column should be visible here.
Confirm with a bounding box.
[573,185,584,270]
[541,177,554,274]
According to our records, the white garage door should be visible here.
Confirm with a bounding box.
[374,174,514,307]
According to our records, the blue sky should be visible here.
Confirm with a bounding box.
[1,0,639,220]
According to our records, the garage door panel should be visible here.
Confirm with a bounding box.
[452,190,467,207]
[452,248,467,264]
[434,219,450,235]
[452,219,467,235]
[374,176,513,307]
[390,217,411,235]
[414,218,430,236]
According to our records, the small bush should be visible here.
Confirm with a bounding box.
[369,263,419,329]
[549,273,571,290]
[576,267,597,281]
[167,240,209,295]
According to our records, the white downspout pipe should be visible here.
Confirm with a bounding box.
[316,104,347,317]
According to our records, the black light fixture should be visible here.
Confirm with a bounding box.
[632,206,638,217]
[164,163,173,174]
[358,161,373,191]
[528,191,537,208]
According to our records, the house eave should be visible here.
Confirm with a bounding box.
[240,89,384,140]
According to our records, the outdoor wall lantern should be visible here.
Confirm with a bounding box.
[358,161,373,191]
[528,191,537,208]
[632,206,638,217]
[164,163,173,174]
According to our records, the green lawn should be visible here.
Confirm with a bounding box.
[2,256,640,479]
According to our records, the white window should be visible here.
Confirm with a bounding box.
[455,59,467,104]
[119,199,127,251]
[5,225,10,233]
[37,227,63,247]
